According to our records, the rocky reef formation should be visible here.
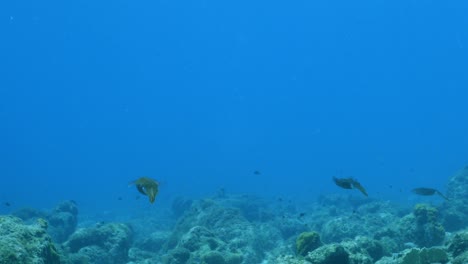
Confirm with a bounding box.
[375,247,448,264]
[396,204,445,247]
[441,166,468,231]
[47,200,79,243]
[277,229,468,264]
[62,222,133,264]
[447,229,468,264]
[320,200,405,244]
[0,215,60,264]
[3,165,467,264]
[161,198,258,264]
[276,236,385,264]
[7,200,132,264]
[13,199,78,243]
[296,231,323,257]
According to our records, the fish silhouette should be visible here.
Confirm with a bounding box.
[333,177,368,197]
[130,177,159,204]
[411,187,448,201]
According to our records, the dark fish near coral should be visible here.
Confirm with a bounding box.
[333,177,368,197]
[4,202,11,207]
[130,177,159,204]
[411,187,449,200]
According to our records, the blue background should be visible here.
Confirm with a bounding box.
[1,0,467,214]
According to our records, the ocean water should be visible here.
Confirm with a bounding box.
[1,0,467,221]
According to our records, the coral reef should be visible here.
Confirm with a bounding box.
[441,166,468,231]
[296,231,323,257]
[12,200,78,243]
[448,229,468,264]
[375,247,448,264]
[225,194,275,222]
[63,222,133,264]
[320,201,402,244]
[398,204,445,247]
[321,216,367,243]
[0,216,60,264]
[4,165,468,264]
[341,236,384,263]
[47,200,78,243]
[134,230,171,252]
[163,199,257,263]
[164,247,191,264]
[274,216,309,239]
[305,244,350,264]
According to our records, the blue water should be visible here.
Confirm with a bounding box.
[1,0,467,216]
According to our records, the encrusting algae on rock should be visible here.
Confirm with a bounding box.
[0,216,61,264]
[130,177,159,204]
[296,231,323,257]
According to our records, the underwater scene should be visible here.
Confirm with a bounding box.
[1,0,468,263]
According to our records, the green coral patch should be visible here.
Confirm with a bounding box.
[296,231,323,256]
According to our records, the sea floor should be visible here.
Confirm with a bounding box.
[1,166,467,264]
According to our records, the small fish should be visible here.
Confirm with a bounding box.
[411,187,449,200]
[117,197,123,201]
[333,177,368,197]
[4,202,11,207]
[253,170,261,175]
[130,177,159,204]
[298,212,306,218]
